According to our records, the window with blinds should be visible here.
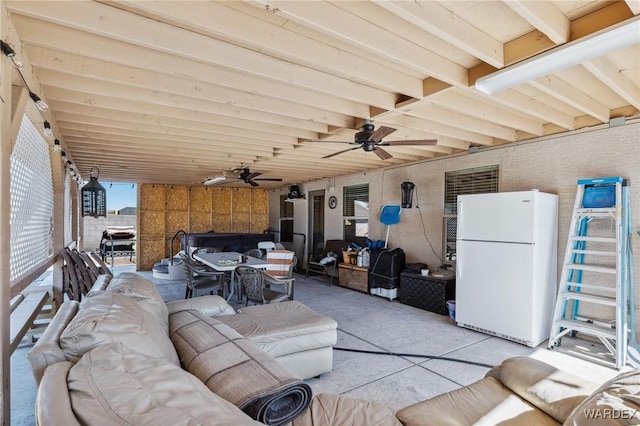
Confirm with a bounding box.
[442,165,499,266]
[444,165,499,214]
[343,184,369,245]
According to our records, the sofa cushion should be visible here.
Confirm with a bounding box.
[169,309,312,426]
[166,294,236,317]
[219,301,337,358]
[292,393,402,426]
[99,272,169,332]
[66,343,261,426]
[486,356,599,423]
[60,291,179,366]
[563,369,640,425]
[396,376,559,425]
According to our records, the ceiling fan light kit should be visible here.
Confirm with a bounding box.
[203,167,283,187]
[204,176,226,186]
[475,16,640,95]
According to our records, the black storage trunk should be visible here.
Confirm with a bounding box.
[368,248,405,290]
[399,272,456,315]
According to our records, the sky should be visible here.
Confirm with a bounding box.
[105,182,137,211]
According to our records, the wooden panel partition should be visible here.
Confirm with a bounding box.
[137,184,269,270]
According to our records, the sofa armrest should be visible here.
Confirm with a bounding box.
[36,361,82,426]
[485,356,600,423]
[165,295,236,317]
[28,301,80,386]
[87,274,113,295]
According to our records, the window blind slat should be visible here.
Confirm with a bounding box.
[343,184,369,216]
[444,165,499,214]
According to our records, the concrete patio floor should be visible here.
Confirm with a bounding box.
[11,262,625,424]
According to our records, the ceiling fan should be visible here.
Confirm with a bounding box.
[204,167,283,187]
[311,120,437,160]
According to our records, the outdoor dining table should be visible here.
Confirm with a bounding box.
[193,251,269,301]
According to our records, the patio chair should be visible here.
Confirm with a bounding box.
[190,246,220,261]
[257,241,276,258]
[305,240,351,285]
[264,251,297,299]
[244,248,264,259]
[179,253,225,299]
[235,265,291,306]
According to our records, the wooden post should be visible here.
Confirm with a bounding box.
[0,1,13,423]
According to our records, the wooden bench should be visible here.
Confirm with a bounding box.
[10,290,51,354]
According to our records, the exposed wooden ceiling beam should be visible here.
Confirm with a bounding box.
[504,0,569,44]
[373,0,504,68]
[252,0,469,86]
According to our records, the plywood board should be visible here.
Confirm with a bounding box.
[232,212,251,233]
[189,186,211,212]
[212,187,232,214]
[251,212,268,234]
[138,236,164,270]
[189,212,212,233]
[139,211,165,236]
[213,214,232,233]
[251,189,268,214]
[139,184,165,211]
[165,211,188,236]
[232,188,251,213]
[165,185,189,211]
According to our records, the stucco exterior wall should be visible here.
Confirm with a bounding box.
[271,121,640,328]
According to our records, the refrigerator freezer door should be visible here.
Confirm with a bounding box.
[456,240,542,346]
[457,192,536,243]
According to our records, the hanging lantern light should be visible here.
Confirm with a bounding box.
[401,182,415,208]
[82,167,107,217]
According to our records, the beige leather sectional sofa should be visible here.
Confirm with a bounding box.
[29,272,640,425]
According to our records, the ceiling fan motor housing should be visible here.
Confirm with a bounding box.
[355,122,376,145]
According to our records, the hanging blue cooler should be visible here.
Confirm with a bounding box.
[582,185,615,208]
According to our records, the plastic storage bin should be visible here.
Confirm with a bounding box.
[399,271,456,315]
[582,185,615,208]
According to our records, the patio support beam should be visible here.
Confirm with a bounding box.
[0,1,12,423]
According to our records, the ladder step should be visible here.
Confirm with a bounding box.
[559,291,616,306]
[564,264,617,274]
[571,249,616,257]
[569,236,617,243]
[575,208,616,216]
[555,319,617,340]
[563,281,616,293]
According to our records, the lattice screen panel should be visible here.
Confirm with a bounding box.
[10,115,54,282]
[64,172,72,246]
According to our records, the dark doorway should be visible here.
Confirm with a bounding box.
[308,190,325,262]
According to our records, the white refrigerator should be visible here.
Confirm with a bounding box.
[455,190,558,347]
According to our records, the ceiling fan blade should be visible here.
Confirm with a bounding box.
[307,139,356,145]
[247,180,259,187]
[368,126,396,142]
[322,146,361,159]
[373,147,393,160]
[254,178,283,182]
[246,172,261,180]
[379,139,438,146]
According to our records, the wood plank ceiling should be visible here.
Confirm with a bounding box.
[3,0,639,188]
